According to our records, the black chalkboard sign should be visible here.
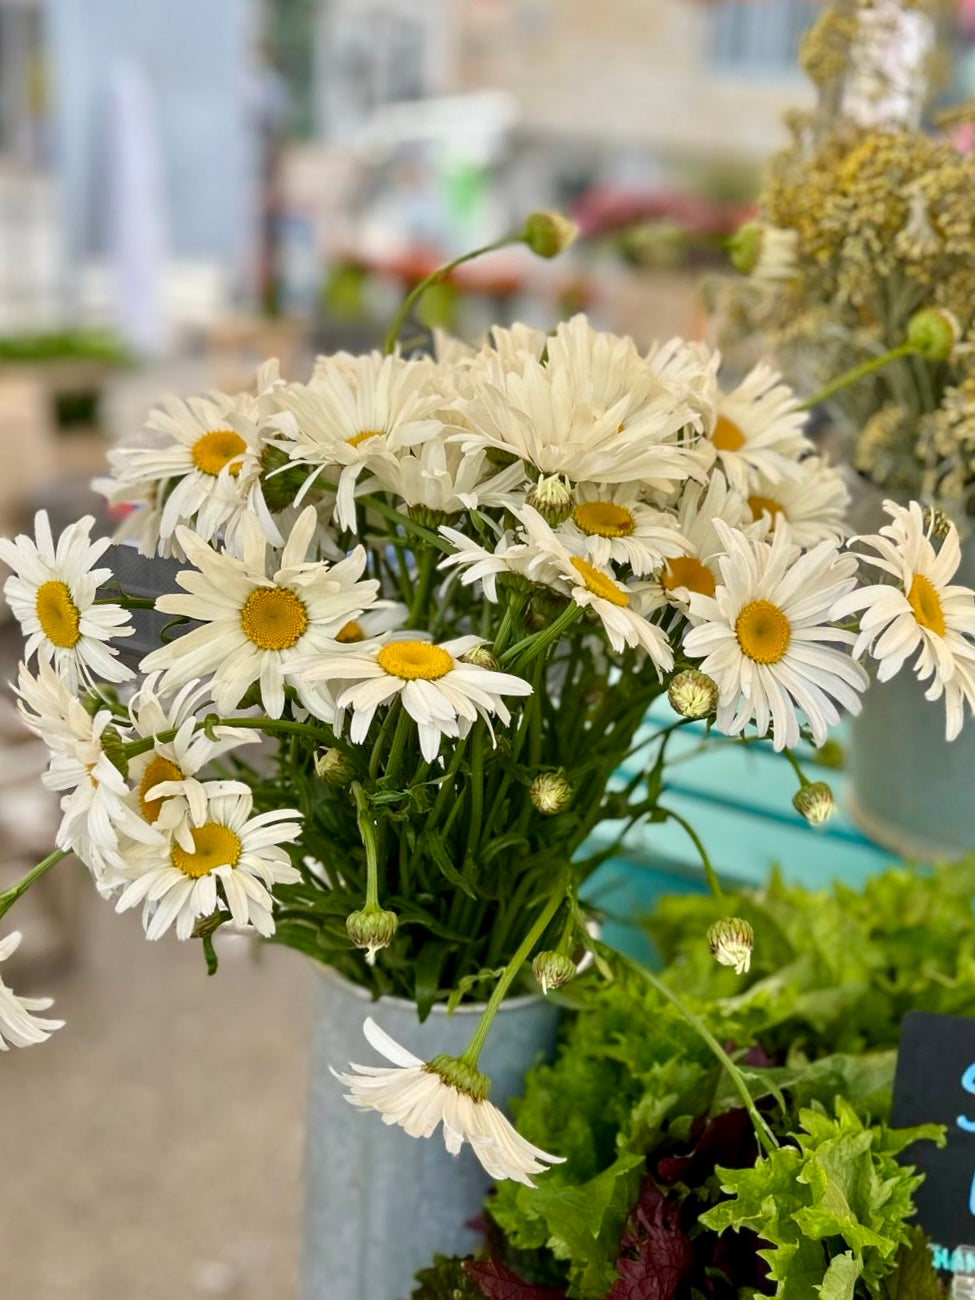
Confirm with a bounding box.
[892,1010,975,1270]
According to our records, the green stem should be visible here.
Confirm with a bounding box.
[0,849,69,923]
[460,872,570,1068]
[499,602,582,668]
[630,957,779,1156]
[383,707,414,788]
[782,747,809,788]
[95,595,158,609]
[799,342,917,410]
[351,783,380,910]
[662,807,723,898]
[124,714,332,760]
[382,236,519,355]
[408,547,438,629]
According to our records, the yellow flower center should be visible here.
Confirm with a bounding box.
[170,822,242,879]
[240,587,309,650]
[569,556,629,607]
[748,494,785,526]
[572,501,636,538]
[139,755,184,824]
[907,573,946,636]
[35,580,81,648]
[661,556,716,598]
[336,620,365,643]
[712,415,746,452]
[191,429,247,477]
[376,640,453,680]
[735,599,790,664]
[347,429,383,448]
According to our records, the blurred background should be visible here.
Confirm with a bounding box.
[0,1,972,1295]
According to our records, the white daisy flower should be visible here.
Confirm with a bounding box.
[709,362,811,493]
[370,439,526,521]
[927,643,975,741]
[0,931,64,1050]
[438,528,536,604]
[564,482,688,576]
[517,508,674,670]
[333,1017,564,1187]
[683,521,868,750]
[113,791,302,941]
[272,352,445,530]
[453,345,701,491]
[657,472,754,608]
[0,510,134,691]
[101,389,274,550]
[290,634,532,763]
[744,456,850,549]
[142,507,380,718]
[127,674,259,849]
[331,601,409,647]
[833,501,975,736]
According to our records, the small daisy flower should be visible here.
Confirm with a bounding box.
[563,482,688,576]
[126,674,259,849]
[657,472,754,608]
[708,362,811,494]
[438,528,535,604]
[0,931,64,1050]
[113,791,302,941]
[744,456,849,549]
[331,601,409,648]
[0,510,134,691]
[272,352,445,530]
[333,1017,564,1186]
[142,508,380,718]
[683,522,868,750]
[370,439,526,522]
[833,501,975,730]
[290,634,532,763]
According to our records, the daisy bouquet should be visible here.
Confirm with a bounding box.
[2,218,975,1185]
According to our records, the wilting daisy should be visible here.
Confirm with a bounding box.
[333,1017,564,1186]
[563,483,688,576]
[0,510,133,691]
[708,363,811,493]
[683,521,868,750]
[744,456,849,549]
[518,508,674,669]
[0,931,63,1050]
[127,674,258,848]
[143,508,379,718]
[833,501,975,732]
[113,791,302,940]
[272,352,445,530]
[291,634,532,762]
[657,472,754,608]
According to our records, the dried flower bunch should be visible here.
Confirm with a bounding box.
[722,0,975,514]
[1,219,973,1178]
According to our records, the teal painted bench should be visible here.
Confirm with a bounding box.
[583,699,893,961]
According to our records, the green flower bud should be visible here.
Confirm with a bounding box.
[707,917,754,975]
[346,907,399,965]
[314,747,355,787]
[532,950,577,996]
[408,503,453,530]
[526,474,574,526]
[520,210,578,259]
[922,505,953,540]
[813,738,845,771]
[529,771,573,816]
[100,725,129,779]
[461,645,500,672]
[907,307,959,362]
[728,220,764,275]
[526,588,570,629]
[792,781,835,826]
[668,668,719,720]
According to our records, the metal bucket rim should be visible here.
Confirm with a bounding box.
[314,960,546,1015]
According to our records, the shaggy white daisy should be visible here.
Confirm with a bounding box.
[0,510,134,691]
[833,501,975,734]
[0,931,63,1050]
[272,352,445,530]
[370,439,526,520]
[127,674,259,849]
[565,482,688,576]
[143,508,379,718]
[113,791,302,941]
[744,456,849,549]
[333,1017,564,1186]
[709,362,811,494]
[683,521,868,750]
[657,472,754,608]
[517,508,674,670]
[290,634,532,763]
